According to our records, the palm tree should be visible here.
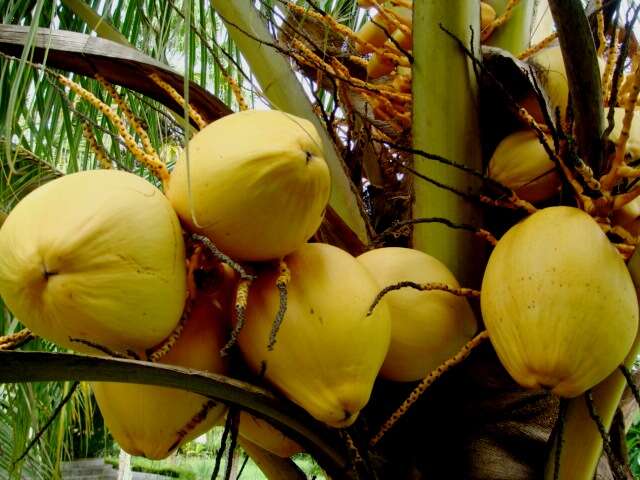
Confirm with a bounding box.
[0,0,637,478]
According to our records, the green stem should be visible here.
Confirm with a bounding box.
[0,351,351,478]
[547,0,604,175]
[485,0,539,55]
[411,2,482,286]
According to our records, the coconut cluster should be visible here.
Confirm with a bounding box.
[4,104,637,465]
[0,109,481,460]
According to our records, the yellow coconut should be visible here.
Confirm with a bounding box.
[166,110,330,262]
[0,170,186,353]
[238,243,391,428]
[488,130,561,203]
[529,46,605,121]
[357,247,477,382]
[239,412,303,458]
[91,291,229,459]
[480,2,497,32]
[481,206,638,398]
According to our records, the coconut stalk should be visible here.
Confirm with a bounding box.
[210,0,370,244]
[547,0,604,175]
[411,2,482,286]
[0,350,351,478]
[485,0,540,55]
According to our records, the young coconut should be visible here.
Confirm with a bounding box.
[357,247,477,382]
[237,243,391,428]
[238,412,303,458]
[481,206,638,398]
[91,290,229,459]
[166,110,330,261]
[0,170,186,353]
[488,130,561,203]
[528,46,605,122]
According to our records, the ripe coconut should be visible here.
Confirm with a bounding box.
[481,206,638,397]
[239,412,303,458]
[91,290,229,459]
[357,247,477,382]
[488,130,561,203]
[0,170,186,353]
[166,110,331,261]
[528,46,605,122]
[237,243,391,428]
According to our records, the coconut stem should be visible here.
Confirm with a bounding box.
[547,0,605,175]
[96,74,159,161]
[377,217,497,246]
[601,58,640,191]
[0,329,34,351]
[148,73,207,130]
[340,430,366,476]
[81,121,112,169]
[193,235,253,282]
[517,32,558,60]
[584,390,629,479]
[222,278,253,356]
[482,0,520,42]
[56,74,170,187]
[267,260,290,351]
[367,281,480,317]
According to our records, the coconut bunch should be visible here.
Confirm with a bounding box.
[5,3,640,476]
[163,109,487,457]
[0,100,490,463]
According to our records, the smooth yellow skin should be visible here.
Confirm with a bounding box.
[166,110,330,261]
[481,206,638,398]
[480,2,497,30]
[0,170,186,353]
[357,247,477,382]
[91,292,229,460]
[238,412,303,458]
[238,243,391,428]
[530,46,605,121]
[488,130,561,203]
